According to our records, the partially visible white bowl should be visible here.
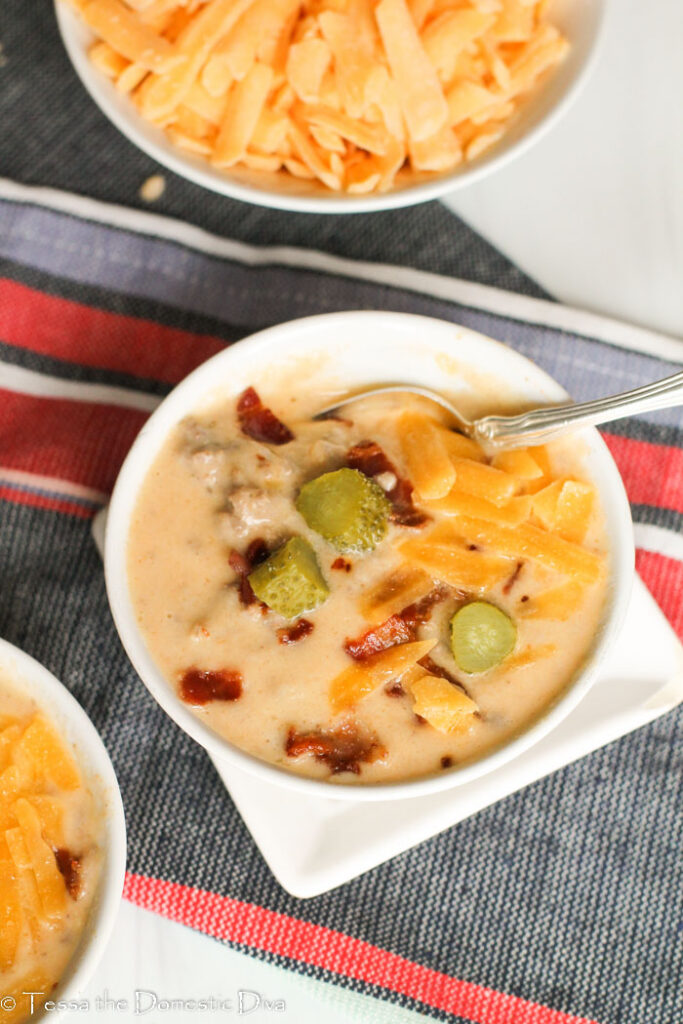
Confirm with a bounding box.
[54,0,606,213]
[104,310,634,802]
[0,638,126,1020]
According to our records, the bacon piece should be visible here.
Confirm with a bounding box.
[180,668,243,705]
[228,550,251,576]
[389,478,430,527]
[331,557,352,572]
[344,585,449,660]
[55,848,82,900]
[246,538,269,564]
[502,560,524,595]
[285,721,386,775]
[277,618,314,645]
[229,538,269,607]
[236,386,294,445]
[346,440,429,528]
[417,654,471,699]
[347,439,395,477]
[345,613,413,660]
[228,548,257,606]
[400,586,450,630]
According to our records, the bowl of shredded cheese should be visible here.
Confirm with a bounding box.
[55,0,606,211]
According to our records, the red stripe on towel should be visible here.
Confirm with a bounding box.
[0,278,225,383]
[635,549,683,639]
[0,391,148,493]
[602,433,683,515]
[0,484,95,519]
[123,872,600,1024]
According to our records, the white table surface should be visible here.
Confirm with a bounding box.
[446,0,683,339]
[80,1,683,1019]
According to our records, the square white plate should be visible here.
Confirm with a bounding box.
[210,578,683,898]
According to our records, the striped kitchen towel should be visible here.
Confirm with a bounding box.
[1,178,682,1024]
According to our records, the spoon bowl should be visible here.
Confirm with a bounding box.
[104,310,635,801]
[316,371,683,453]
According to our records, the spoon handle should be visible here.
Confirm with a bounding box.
[475,370,683,451]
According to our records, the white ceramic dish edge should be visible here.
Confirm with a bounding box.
[0,638,127,1020]
[209,578,680,898]
[54,0,607,214]
[104,310,634,803]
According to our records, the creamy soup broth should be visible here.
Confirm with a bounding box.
[128,389,608,785]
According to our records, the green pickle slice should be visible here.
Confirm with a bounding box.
[248,537,329,619]
[296,468,391,553]
[450,601,517,674]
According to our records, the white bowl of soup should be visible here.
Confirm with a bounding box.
[105,311,633,801]
[0,639,126,1023]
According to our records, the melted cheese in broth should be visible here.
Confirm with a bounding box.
[0,675,103,1023]
[128,392,608,785]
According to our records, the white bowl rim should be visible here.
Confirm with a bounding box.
[0,637,127,1019]
[53,0,608,214]
[104,310,635,802]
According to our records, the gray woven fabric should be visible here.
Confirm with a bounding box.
[0,0,546,295]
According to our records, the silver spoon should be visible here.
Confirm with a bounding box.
[316,371,683,453]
